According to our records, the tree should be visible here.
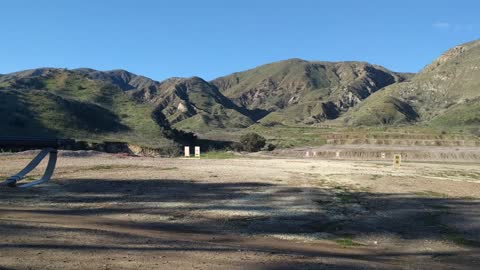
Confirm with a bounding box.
[239,132,266,152]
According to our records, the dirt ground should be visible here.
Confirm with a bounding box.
[1,152,480,269]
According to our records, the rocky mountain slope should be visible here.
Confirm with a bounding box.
[212,59,411,124]
[344,39,480,130]
[128,77,258,130]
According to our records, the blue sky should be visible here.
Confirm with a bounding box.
[0,0,478,81]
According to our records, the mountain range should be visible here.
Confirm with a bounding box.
[1,39,479,147]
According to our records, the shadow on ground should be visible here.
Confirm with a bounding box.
[1,178,480,269]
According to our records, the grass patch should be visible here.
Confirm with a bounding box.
[248,125,328,148]
[311,179,328,187]
[432,170,480,179]
[159,167,178,171]
[89,165,116,170]
[202,151,237,159]
[459,196,478,200]
[414,191,449,198]
[309,221,345,233]
[337,193,358,203]
[335,237,364,248]
[431,204,450,210]
[417,207,480,248]
[444,232,480,248]
[195,124,480,150]
[418,212,445,228]
[313,198,333,205]
[86,164,153,171]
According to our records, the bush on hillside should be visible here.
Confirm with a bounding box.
[470,127,480,137]
[229,142,244,152]
[262,143,276,151]
[239,132,266,152]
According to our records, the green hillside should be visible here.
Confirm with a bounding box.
[0,68,174,147]
[343,39,480,132]
[212,59,410,124]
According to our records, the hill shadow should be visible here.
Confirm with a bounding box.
[0,90,130,140]
[0,90,58,137]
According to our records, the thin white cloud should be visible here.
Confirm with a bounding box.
[454,24,474,31]
[432,22,474,31]
[433,22,450,29]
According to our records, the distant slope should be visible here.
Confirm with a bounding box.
[212,59,409,124]
[71,69,264,130]
[344,39,480,130]
[73,68,159,91]
[0,68,174,147]
[128,77,256,131]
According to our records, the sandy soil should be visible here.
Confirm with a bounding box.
[1,152,480,269]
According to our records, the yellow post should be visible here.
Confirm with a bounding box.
[393,154,401,168]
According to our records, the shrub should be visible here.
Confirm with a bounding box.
[262,143,276,151]
[230,142,244,152]
[469,127,480,137]
[239,132,266,152]
[163,145,181,157]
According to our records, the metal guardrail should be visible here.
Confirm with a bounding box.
[0,137,74,188]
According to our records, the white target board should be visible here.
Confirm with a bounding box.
[184,146,190,157]
[195,146,201,158]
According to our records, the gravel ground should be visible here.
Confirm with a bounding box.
[1,153,479,269]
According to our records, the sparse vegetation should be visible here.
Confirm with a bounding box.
[335,237,364,248]
[414,191,450,198]
[87,164,154,171]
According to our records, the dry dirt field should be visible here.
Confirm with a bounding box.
[1,152,480,269]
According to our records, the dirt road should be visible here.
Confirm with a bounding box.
[1,152,479,269]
